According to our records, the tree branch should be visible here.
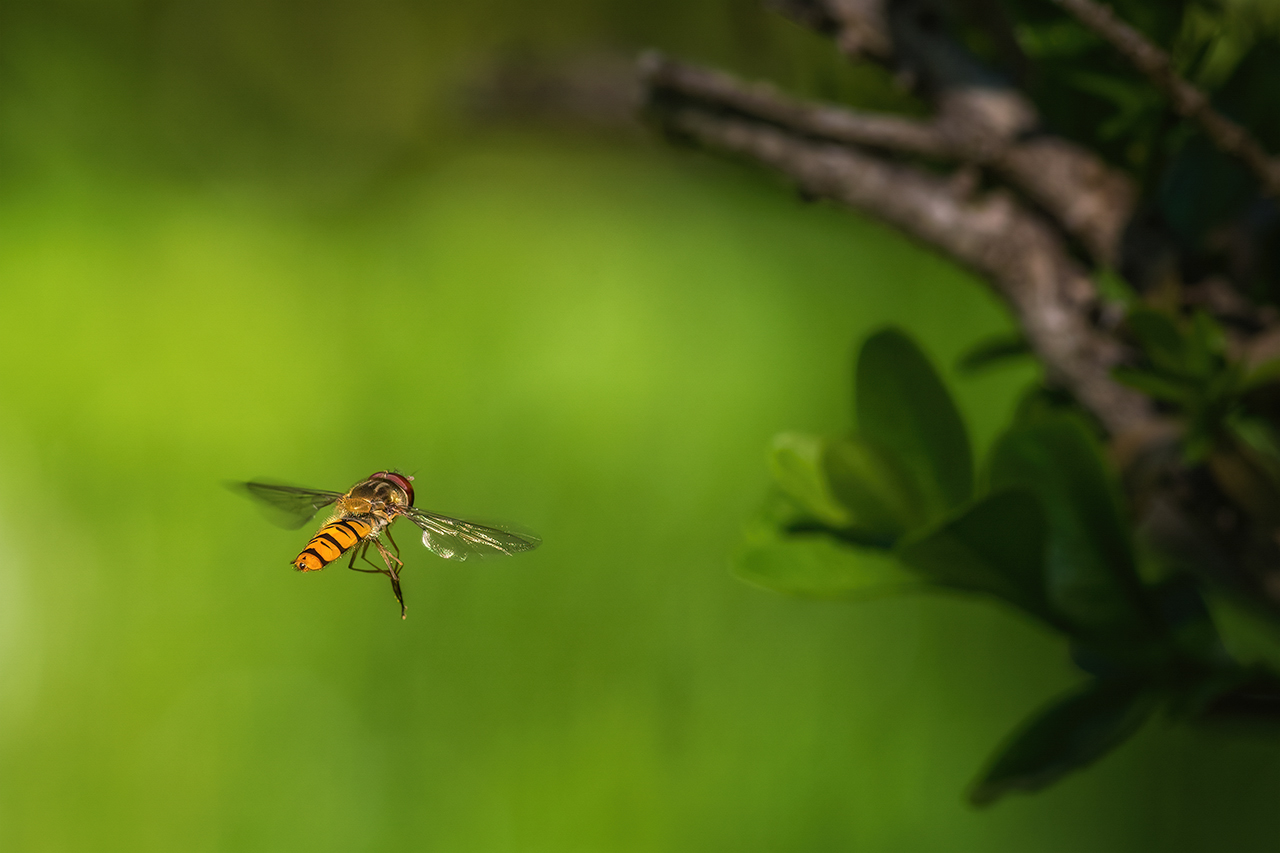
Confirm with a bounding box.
[1050,0,1280,199]
[768,0,1135,267]
[641,57,949,155]
[642,66,1151,435]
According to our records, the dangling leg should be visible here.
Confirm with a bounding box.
[387,572,406,619]
[372,538,407,619]
[343,534,407,619]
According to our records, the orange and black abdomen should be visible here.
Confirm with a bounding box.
[294,517,374,572]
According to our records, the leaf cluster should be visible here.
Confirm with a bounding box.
[950,0,1280,299]
[1105,293,1280,530]
[739,327,1280,805]
[1114,305,1250,459]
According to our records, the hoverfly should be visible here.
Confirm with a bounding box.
[239,471,540,618]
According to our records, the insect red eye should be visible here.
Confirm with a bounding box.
[369,471,415,505]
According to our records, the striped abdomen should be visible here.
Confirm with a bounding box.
[294,517,375,571]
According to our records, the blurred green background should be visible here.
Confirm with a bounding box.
[3,1,1280,850]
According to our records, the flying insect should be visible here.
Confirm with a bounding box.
[239,471,540,618]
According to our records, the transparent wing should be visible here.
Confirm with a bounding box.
[400,506,541,561]
[235,481,345,529]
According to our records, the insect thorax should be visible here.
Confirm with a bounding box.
[334,478,409,529]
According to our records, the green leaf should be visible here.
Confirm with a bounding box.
[1126,308,1187,375]
[1151,575,1224,666]
[822,435,928,542]
[1202,361,1245,407]
[1182,427,1216,466]
[897,490,1061,627]
[1093,268,1136,304]
[1069,71,1166,141]
[988,417,1151,636]
[956,334,1031,374]
[1208,595,1280,673]
[856,328,973,517]
[1111,366,1193,404]
[1228,415,1280,474]
[735,524,923,599]
[970,678,1159,807]
[1187,311,1227,376]
[1222,417,1280,513]
[768,432,851,528]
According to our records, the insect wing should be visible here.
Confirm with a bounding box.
[238,481,345,529]
[403,507,541,561]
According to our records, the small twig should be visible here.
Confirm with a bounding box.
[1050,0,1280,198]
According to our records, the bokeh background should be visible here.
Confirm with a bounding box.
[3,1,1280,850]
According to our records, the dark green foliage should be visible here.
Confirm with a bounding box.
[1109,302,1280,464]
[956,1,1280,303]
[995,0,1194,173]
[898,490,1057,626]
[1228,415,1280,495]
[969,679,1161,807]
[988,417,1149,635]
[745,326,1280,805]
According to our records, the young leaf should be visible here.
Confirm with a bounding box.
[1187,311,1227,377]
[822,435,928,542]
[768,432,851,529]
[988,417,1151,636]
[897,490,1061,627]
[856,328,973,517]
[735,524,923,599]
[970,679,1160,807]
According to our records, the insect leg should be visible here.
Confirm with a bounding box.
[387,573,406,619]
[384,523,401,558]
[348,541,382,574]
[371,538,407,619]
[372,534,403,570]
[342,537,406,618]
